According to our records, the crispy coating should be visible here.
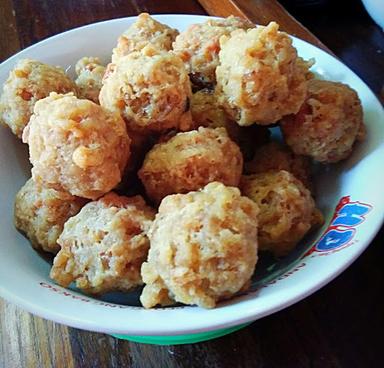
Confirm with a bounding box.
[0,59,77,138]
[23,92,130,200]
[241,171,323,256]
[112,13,179,63]
[14,178,86,254]
[140,182,259,309]
[190,89,231,130]
[281,79,365,163]
[75,57,106,103]
[190,89,270,160]
[173,16,253,87]
[50,192,155,294]
[138,127,243,204]
[216,22,311,126]
[245,142,312,189]
[100,46,192,133]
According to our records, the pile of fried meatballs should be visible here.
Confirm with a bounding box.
[1,14,365,309]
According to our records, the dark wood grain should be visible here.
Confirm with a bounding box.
[280,0,384,96]
[0,298,74,368]
[0,0,21,61]
[10,0,205,53]
[1,0,383,367]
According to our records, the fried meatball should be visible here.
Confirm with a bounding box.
[190,89,231,130]
[100,46,192,133]
[23,92,130,200]
[245,142,312,189]
[140,182,259,309]
[0,59,77,138]
[74,57,106,104]
[50,192,155,294]
[112,13,178,63]
[190,89,270,160]
[14,178,86,254]
[280,79,365,163]
[216,22,311,126]
[241,171,323,256]
[138,127,243,204]
[173,16,253,88]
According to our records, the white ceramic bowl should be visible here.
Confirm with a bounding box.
[0,15,383,337]
[362,0,384,29]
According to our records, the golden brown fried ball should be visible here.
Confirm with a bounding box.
[173,16,253,88]
[112,13,179,63]
[74,57,106,104]
[23,92,130,200]
[140,182,259,309]
[280,79,365,163]
[14,178,86,254]
[245,142,312,189]
[190,89,231,130]
[100,46,192,133]
[241,171,323,256]
[50,192,155,294]
[216,22,311,126]
[0,59,77,138]
[138,127,243,204]
[190,89,270,160]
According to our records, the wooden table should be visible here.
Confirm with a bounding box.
[1,1,383,367]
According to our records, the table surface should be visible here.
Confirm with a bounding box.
[0,0,383,367]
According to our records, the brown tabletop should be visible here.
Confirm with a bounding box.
[1,0,383,367]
